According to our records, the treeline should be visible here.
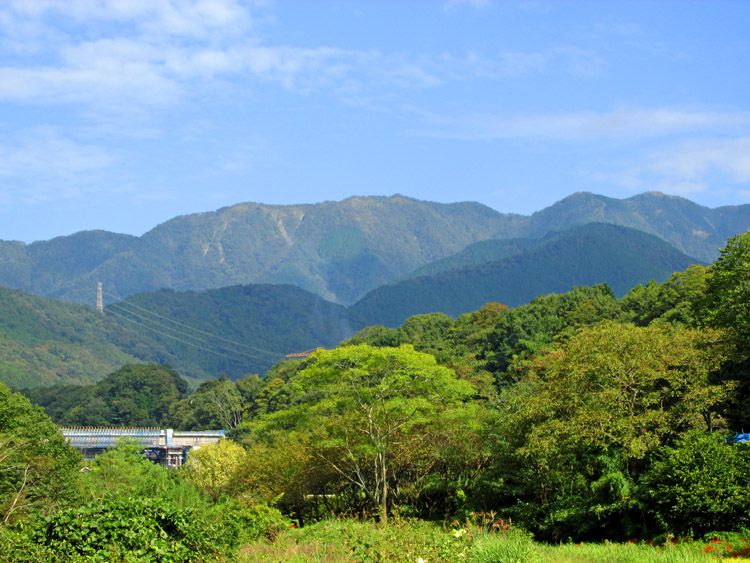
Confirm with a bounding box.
[3,233,750,558]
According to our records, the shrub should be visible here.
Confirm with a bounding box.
[640,431,750,535]
[36,496,218,561]
[212,501,290,548]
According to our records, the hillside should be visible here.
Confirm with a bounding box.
[524,191,750,263]
[0,286,140,388]
[0,192,747,306]
[0,196,520,305]
[350,223,700,327]
[107,284,353,379]
[0,282,354,388]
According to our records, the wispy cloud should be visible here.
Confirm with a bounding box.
[411,107,750,141]
[591,135,750,198]
[0,129,121,204]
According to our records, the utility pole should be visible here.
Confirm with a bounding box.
[96,281,104,315]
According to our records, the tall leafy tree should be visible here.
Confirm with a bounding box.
[0,383,80,523]
[493,322,731,540]
[700,232,750,344]
[244,345,475,522]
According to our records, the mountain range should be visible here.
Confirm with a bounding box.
[0,222,709,387]
[1,191,747,306]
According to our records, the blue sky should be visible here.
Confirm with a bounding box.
[0,0,748,242]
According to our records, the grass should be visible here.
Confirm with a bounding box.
[237,518,721,563]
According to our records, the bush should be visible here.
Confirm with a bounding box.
[36,496,218,561]
[212,501,290,548]
[640,431,750,535]
[0,525,55,562]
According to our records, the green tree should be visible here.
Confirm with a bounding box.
[0,383,80,523]
[245,345,475,523]
[493,322,731,540]
[184,440,248,501]
[640,430,750,535]
[700,232,750,344]
[32,363,190,426]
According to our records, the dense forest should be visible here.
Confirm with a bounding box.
[2,232,750,560]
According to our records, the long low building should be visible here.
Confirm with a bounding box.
[60,426,225,468]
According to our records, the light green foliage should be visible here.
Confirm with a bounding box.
[79,441,210,520]
[700,231,750,344]
[241,518,713,563]
[622,265,708,327]
[641,431,750,535]
[244,345,477,522]
[495,322,731,540]
[0,382,80,523]
[468,529,538,563]
[184,439,248,501]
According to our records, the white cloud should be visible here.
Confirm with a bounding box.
[647,136,750,183]
[590,136,750,198]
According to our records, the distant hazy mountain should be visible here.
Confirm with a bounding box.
[0,221,709,388]
[0,192,747,307]
[0,196,520,305]
[349,223,700,327]
[523,191,750,263]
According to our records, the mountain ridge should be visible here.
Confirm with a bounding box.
[0,191,747,306]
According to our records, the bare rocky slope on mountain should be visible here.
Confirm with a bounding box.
[0,192,747,305]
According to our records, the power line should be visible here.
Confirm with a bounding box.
[106,301,282,365]
[105,305,279,365]
[103,290,281,359]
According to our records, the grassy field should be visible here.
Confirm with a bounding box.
[237,519,725,562]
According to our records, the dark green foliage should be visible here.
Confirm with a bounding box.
[0,280,353,388]
[171,375,262,430]
[622,265,708,327]
[480,284,622,377]
[26,364,189,426]
[0,382,80,523]
[36,496,218,561]
[0,525,56,562]
[110,284,353,377]
[350,224,699,327]
[641,431,750,536]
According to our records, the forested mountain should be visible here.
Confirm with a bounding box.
[107,284,352,379]
[0,283,351,387]
[0,192,747,306]
[0,196,518,305]
[525,191,750,262]
[350,223,700,327]
[0,286,140,388]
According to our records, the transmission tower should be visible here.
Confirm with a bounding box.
[96,281,104,314]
